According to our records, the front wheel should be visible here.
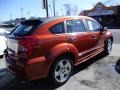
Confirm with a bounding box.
[104,38,112,55]
[49,56,73,86]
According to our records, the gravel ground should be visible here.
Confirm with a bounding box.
[0,29,120,90]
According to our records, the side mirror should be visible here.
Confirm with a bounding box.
[104,27,107,31]
[101,27,107,32]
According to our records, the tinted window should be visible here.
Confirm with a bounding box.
[49,22,65,34]
[67,19,86,33]
[86,20,101,31]
[11,25,33,36]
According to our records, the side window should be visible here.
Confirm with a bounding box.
[86,20,101,31]
[66,19,86,33]
[49,22,65,34]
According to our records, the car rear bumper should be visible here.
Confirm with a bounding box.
[5,56,48,80]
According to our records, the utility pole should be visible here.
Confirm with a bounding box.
[27,11,30,18]
[42,0,49,17]
[53,0,55,16]
[49,5,52,17]
[61,9,64,16]
[21,8,24,18]
[9,14,12,20]
[46,0,49,17]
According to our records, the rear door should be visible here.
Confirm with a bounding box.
[66,19,96,60]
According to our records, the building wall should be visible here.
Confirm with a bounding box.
[80,2,120,28]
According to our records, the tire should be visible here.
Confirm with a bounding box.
[4,49,8,58]
[104,38,112,55]
[49,56,73,86]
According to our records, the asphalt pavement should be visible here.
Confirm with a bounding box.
[0,29,120,90]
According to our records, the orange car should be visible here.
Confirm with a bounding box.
[5,16,113,86]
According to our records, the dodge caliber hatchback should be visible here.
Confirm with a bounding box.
[5,16,113,86]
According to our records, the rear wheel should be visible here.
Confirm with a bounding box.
[49,56,73,86]
[104,38,112,55]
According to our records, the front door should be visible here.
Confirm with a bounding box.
[85,19,106,51]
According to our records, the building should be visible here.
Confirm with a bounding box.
[80,2,120,28]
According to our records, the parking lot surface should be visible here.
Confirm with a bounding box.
[0,29,120,90]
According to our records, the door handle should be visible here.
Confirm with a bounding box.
[92,34,96,37]
[89,35,95,38]
[67,37,76,42]
[89,34,96,39]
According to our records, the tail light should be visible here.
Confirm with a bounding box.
[6,39,19,53]
[19,38,38,56]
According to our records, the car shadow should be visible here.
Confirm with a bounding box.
[72,53,107,75]
[0,68,58,90]
[0,53,107,90]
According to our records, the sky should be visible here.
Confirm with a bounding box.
[0,0,120,21]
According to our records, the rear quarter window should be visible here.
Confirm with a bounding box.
[49,22,65,34]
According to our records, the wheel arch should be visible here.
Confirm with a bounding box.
[104,35,113,44]
[47,52,75,81]
[53,52,76,65]
[46,43,78,64]
[46,43,78,77]
[110,36,113,43]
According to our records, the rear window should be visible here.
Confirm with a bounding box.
[11,20,42,36]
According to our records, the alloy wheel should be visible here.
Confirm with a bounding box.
[55,59,72,83]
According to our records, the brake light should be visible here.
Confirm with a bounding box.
[19,38,38,56]
[6,39,18,53]
[19,45,28,52]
